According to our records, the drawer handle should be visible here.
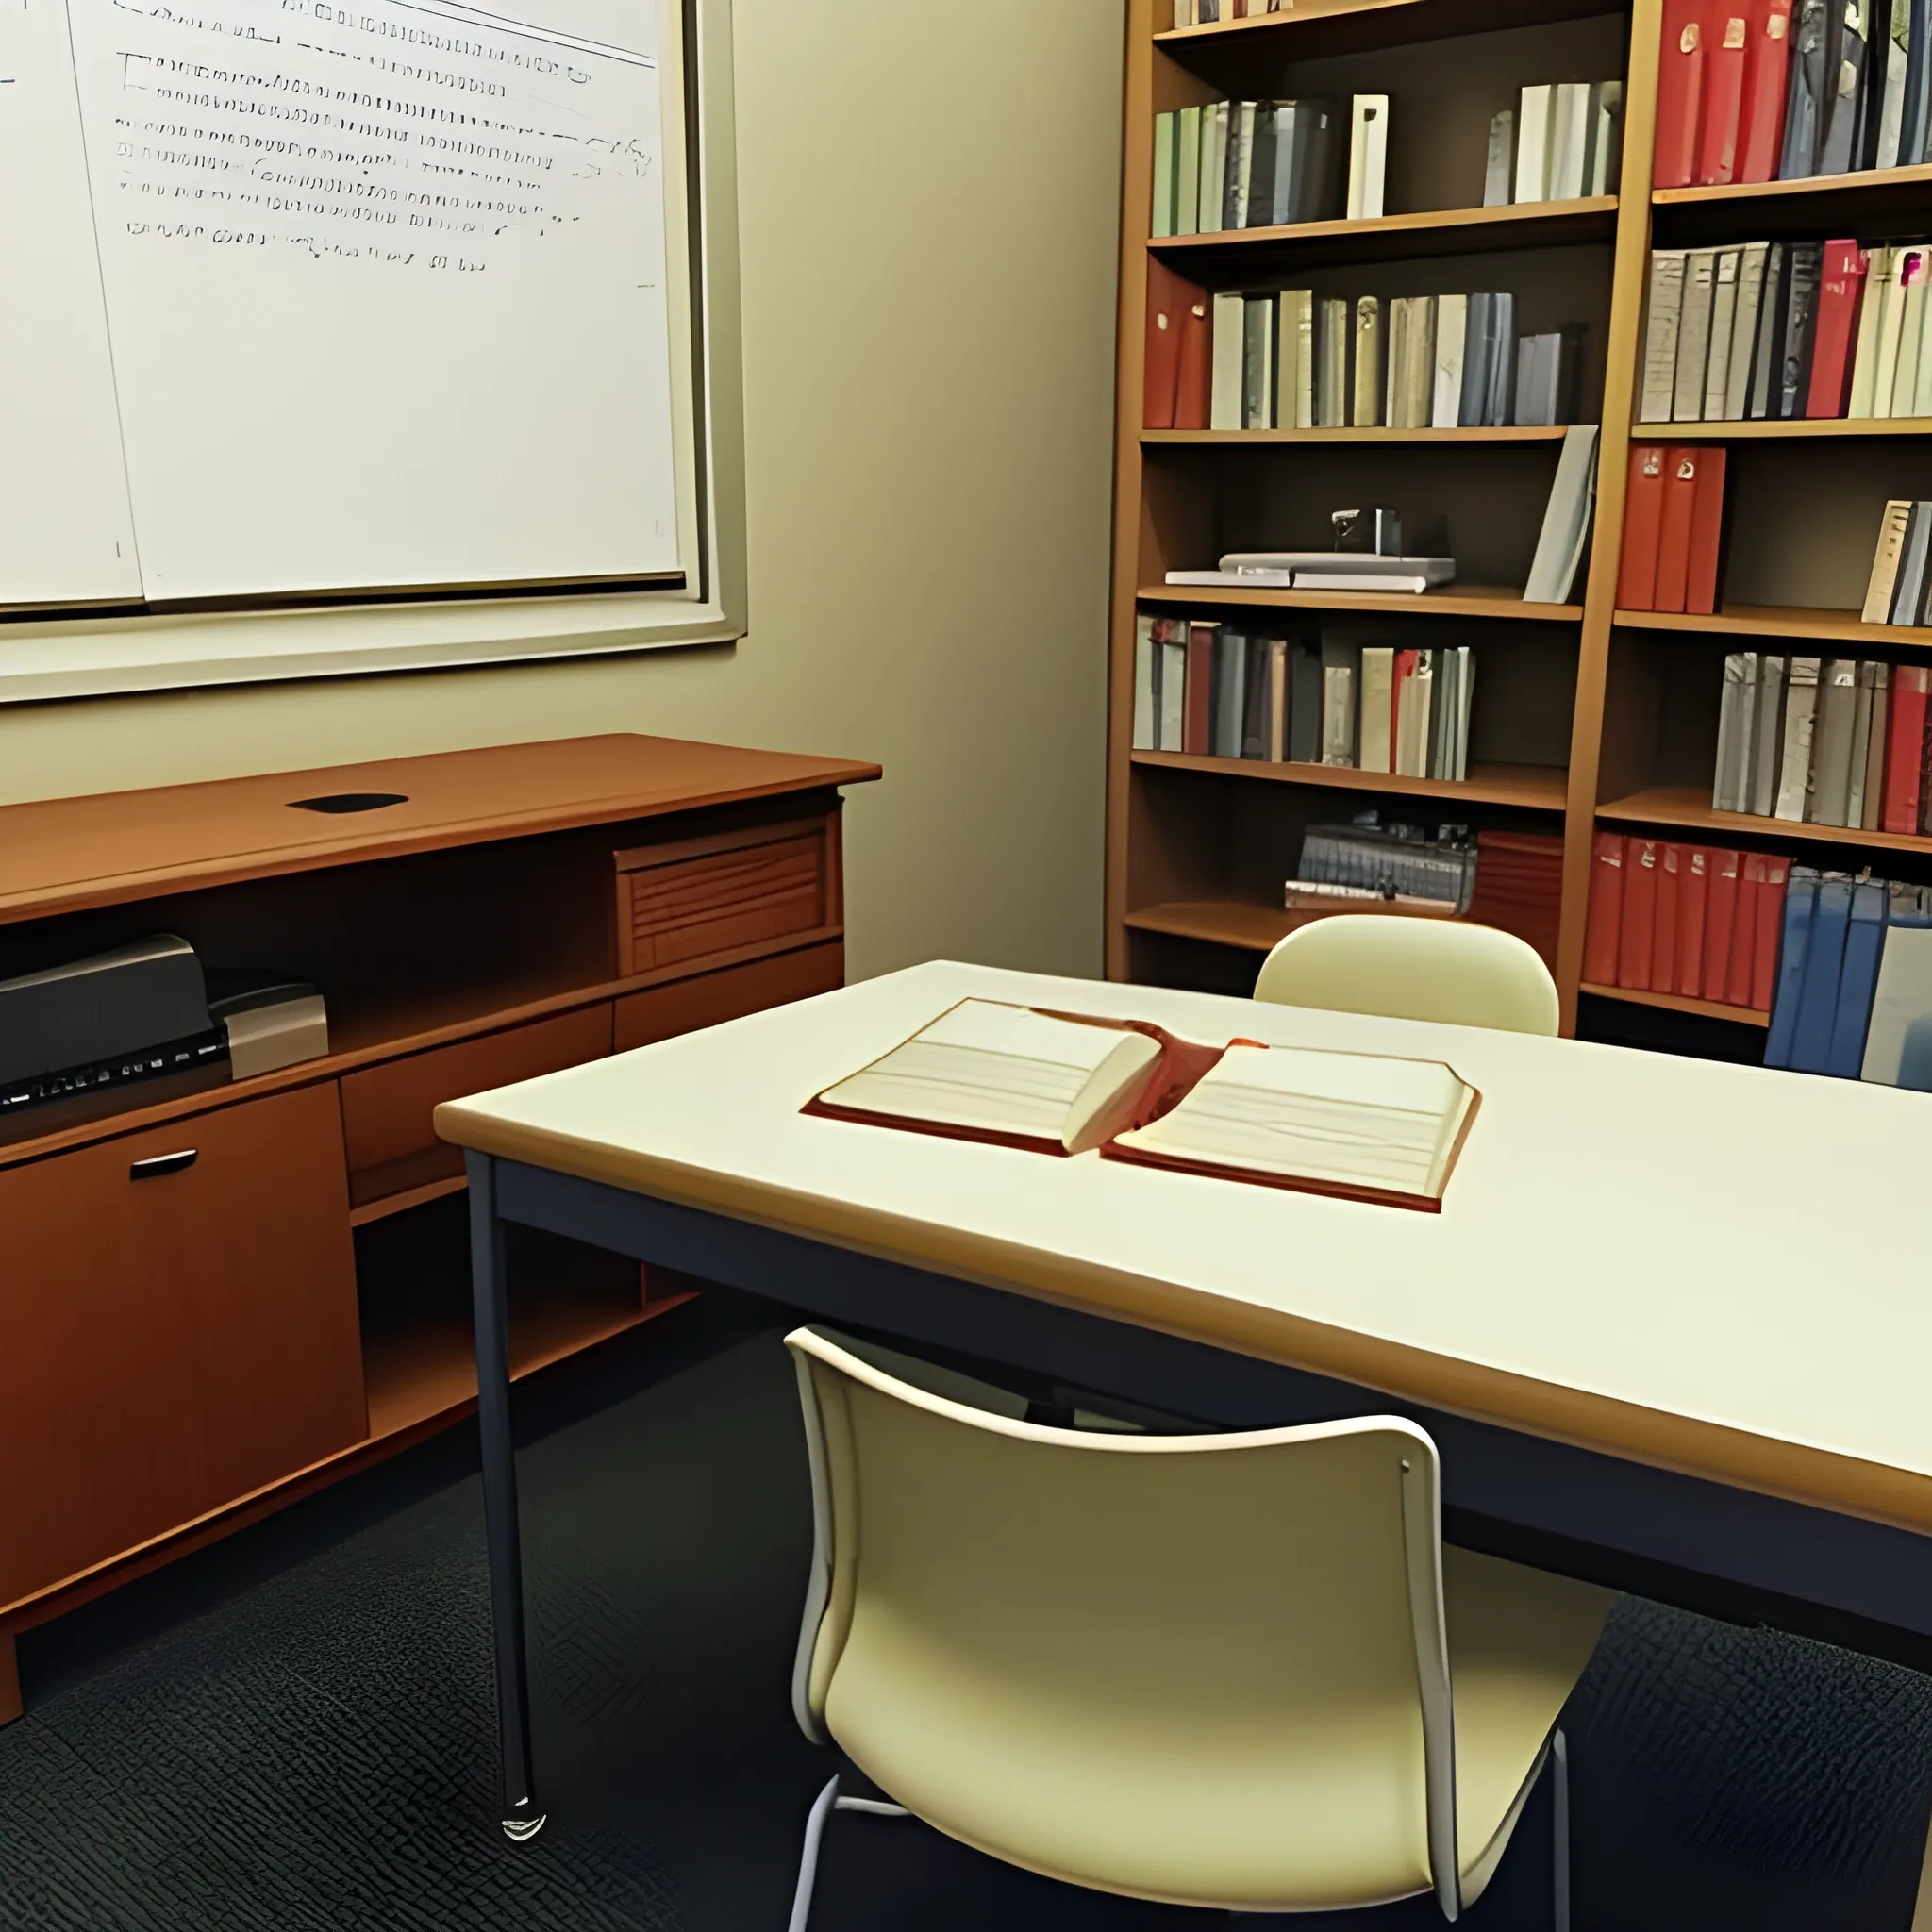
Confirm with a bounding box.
[130,1148,198,1180]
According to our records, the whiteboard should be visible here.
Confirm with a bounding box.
[0,0,683,605]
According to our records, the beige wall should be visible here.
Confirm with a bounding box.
[0,0,1125,984]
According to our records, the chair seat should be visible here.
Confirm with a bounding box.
[824,1544,1613,1913]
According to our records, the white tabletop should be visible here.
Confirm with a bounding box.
[438,960,1932,1534]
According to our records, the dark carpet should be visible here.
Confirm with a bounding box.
[6,1289,1932,1931]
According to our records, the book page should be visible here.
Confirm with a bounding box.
[813,1001,1155,1144]
[1112,1043,1473,1199]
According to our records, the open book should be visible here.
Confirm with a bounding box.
[805,999,1478,1209]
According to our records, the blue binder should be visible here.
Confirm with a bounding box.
[1825,881,1888,1078]
[1790,874,1853,1074]
[1764,867,1819,1069]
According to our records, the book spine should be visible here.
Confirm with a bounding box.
[1516,84,1554,200]
[1777,242,1822,418]
[1740,0,1797,179]
[1847,244,1893,416]
[1678,846,1711,995]
[1619,838,1660,990]
[1725,242,1771,419]
[1652,843,1683,992]
[1699,8,1752,182]
[1714,652,1750,808]
[1674,250,1719,418]
[1183,623,1217,755]
[1133,618,1157,750]
[1748,242,1788,418]
[1484,109,1515,205]
[1657,0,1708,184]
[1863,498,1914,618]
[1774,654,1822,819]
[1781,0,1831,176]
[1750,654,1789,815]
[1641,251,1689,422]
[1807,239,1867,416]
[1653,446,1701,612]
[1686,444,1727,615]
[1352,296,1383,426]
[1433,292,1468,426]
[1347,95,1388,219]
[1704,847,1742,1000]
[1618,444,1669,608]
[1888,664,1932,832]
[1209,291,1245,429]
[1175,106,1202,237]
[1863,663,1890,827]
[1704,249,1742,417]
[1760,858,1807,1039]
[1152,113,1176,239]
[1583,832,1624,983]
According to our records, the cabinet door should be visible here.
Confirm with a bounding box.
[0,1083,364,1607]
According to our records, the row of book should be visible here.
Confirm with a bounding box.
[1145,266,1584,431]
[1171,0,1289,21]
[1150,97,1360,238]
[1862,500,1932,626]
[1130,616,1478,779]
[1710,654,1930,830]
[1615,445,1725,615]
[1767,870,1932,1084]
[1583,834,1788,1012]
[1485,84,1625,207]
[1641,240,1932,425]
[1655,0,1932,190]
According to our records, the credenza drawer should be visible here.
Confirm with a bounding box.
[615,813,841,978]
[613,941,845,1052]
[341,1004,612,1206]
[0,1083,364,1607]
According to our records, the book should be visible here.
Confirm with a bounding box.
[1241,635,1272,759]
[1845,658,1878,825]
[1106,1040,1480,1210]
[1699,8,1752,184]
[1891,499,1932,622]
[1353,296,1383,426]
[1516,326,1585,425]
[1875,246,1924,415]
[1290,641,1323,763]
[1774,654,1822,817]
[1320,639,1358,764]
[1402,296,1436,428]
[1653,446,1702,612]
[1641,250,1690,421]
[1817,0,1869,175]
[1906,0,1932,168]
[1524,425,1601,605]
[1482,291,1518,426]
[1861,882,1932,1084]
[1724,241,1771,418]
[1894,251,1930,410]
[1133,617,1157,750]
[1246,103,1280,227]
[1182,620,1219,755]
[1827,878,1889,1075]
[1242,296,1275,427]
[1863,661,1891,826]
[1874,0,1911,165]
[1174,287,1212,429]
[1211,630,1249,757]
[1748,242,1789,417]
[1385,296,1411,427]
[1686,444,1727,614]
[1285,99,1346,223]
[1704,248,1743,417]
[1847,244,1895,415]
[1516,84,1556,201]
[1584,832,1625,982]
[1153,112,1177,239]
[1730,852,1766,1006]
[1677,845,1711,995]
[1714,652,1755,808]
[1157,624,1187,751]
[1209,291,1245,428]
[1396,650,1435,776]
[1675,249,1719,418]
[1358,647,1395,773]
[1808,658,1860,823]
[1863,497,1914,617]
[1619,444,1669,608]
[1264,102,1298,225]
[1740,0,1797,178]
[1274,290,1313,428]
[1777,242,1823,416]
[1461,292,1495,426]
[1620,837,1661,989]
[1587,80,1626,192]
[1317,298,1350,426]
[1484,109,1516,205]
[1764,864,1818,1064]
[1704,847,1742,999]
[1807,238,1868,415]
[1347,95,1389,220]
[1433,292,1469,426]
[1552,81,1591,197]
[1657,0,1708,185]
[1753,853,1790,1011]
[1652,841,1683,991]
[1750,653,1789,814]
[1143,258,1198,430]
[1790,872,1854,1072]
[1224,100,1257,232]
[1780,0,1833,175]
[1175,105,1203,237]
[1199,100,1230,232]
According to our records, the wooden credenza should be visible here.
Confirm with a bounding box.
[0,733,880,1718]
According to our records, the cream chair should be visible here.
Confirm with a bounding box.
[1254,915,1560,1036]
[784,1326,1614,1927]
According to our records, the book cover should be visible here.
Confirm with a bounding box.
[1620,837,1661,990]
[1320,640,1359,765]
[1704,846,1742,999]
[1890,499,1932,622]
[1827,877,1889,1074]
[1699,8,1752,181]
[1807,238,1869,415]
[1817,0,1869,175]
[1153,112,1177,238]
[1484,108,1515,205]
[1175,105,1203,237]
[1434,292,1469,425]
[1790,871,1854,1070]
[1677,845,1712,994]
[1384,297,1411,427]
[1686,443,1727,613]
[1290,641,1323,762]
[1724,240,1772,418]
[1674,249,1720,420]
[1358,646,1395,773]
[1224,100,1257,232]
[1245,102,1278,227]
[1861,882,1932,1085]
[1524,425,1600,605]
[1777,242,1823,417]
[1872,0,1910,166]
[1289,99,1345,223]
[1183,621,1218,755]
[1266,101,1299,225]
[1552,81,1591,197]
[1863,497,1914,617]
[1653,446,1702,612]
[1154,628,1188,751]
[1484,292,1518,427]
[1896,256,1929,410]
[1641,251,1689,422]
[1274,290,1311,427]
[1517,83,1555,200]
[1863,663,1890,827]
[1732,852,1768,1006]
[1653,842,1685,991]
[1748,242,1790,417]
[1134,616,1158,750]
[1780,0,1832,175]
[1657,0,1709,184]
[1460,292,1494,426]
[1199,100,1230,232]
[1584,832,1624,983]
[1920,675,1932,825]
[1714,651,1754,808]
[1587,80,1626,192]
[1143,258,1196,430]
[1404,296,1437,429]
[1211,630,1249,757]
[1704,248,1743,416]
[1883,663,1927,829]
[1317,297,1350,426]
[1845,657,1878,824]
[1174,289,1213,429]
[1619,444,1669,608]
[1774,655,1822,818]
[1762,861,1815,1057]
[1241,633,1273,758]
[1876,247,1925,415]
[1750,653,1789,814]
[1352,296,1383,426]
[1808,657,1860,823]
[1847,244,1895,415]
[1347,94,1389,219]
[1740,0,1797,177]
[1209,291,1245,429]
[1242,295,1275,428]
[1906,0,1932,169]
[1755,854,1791,1011]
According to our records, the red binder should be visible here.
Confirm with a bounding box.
[1173,289,1212,430]
[1729,853,1765,1008]
[1656,0,1708,186]
[1676,846,1711,995]
[1696,5,1750,184]
[1686,445,1726,615]
[1653,447,1700,614]
[1143,259,1190,430]
[1701,846,1741,1002]
[1884,664,1929,834]
[1618,445,1669,610]
[1806,240,1868,418]
[1183,621,1215,754]
[1737,0,1793,183]
[1751,854,1789,1012]
[1620,838,1660,990]
[1652,843,1684,991]
[1583,833,1624,985]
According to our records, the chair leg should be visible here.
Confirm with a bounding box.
[787,1773,912,1931]
[1552,1727,1571,1932]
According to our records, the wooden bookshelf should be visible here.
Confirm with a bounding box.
[1596,786,1932,858]
[1580,982,1771,1027]
[1155,0,1618,55]
[1614,605,1932,648]
[1650,418,1932,440]
[1653,160,1932,207]
[1144,425,1570,444]
[1133,749,1568,808]
[1124,899,1303,950]
[1150,197,1617,265]
[1136,582,1582,619]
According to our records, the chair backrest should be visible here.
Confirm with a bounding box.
[1253,915,1559,1036]
[787,1327,1460,1917]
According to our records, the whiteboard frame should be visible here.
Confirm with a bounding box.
[0,0,746,705]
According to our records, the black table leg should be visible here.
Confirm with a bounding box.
[466,1151,544,1841]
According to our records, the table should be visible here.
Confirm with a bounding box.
[437,959,1932,1842]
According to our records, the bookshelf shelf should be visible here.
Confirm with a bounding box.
[1595,786,1932,856]
[1652,161,1932,208]
[1154,0,1617,55]
[1124,900,1300,952]
[1613,605,1932,648]
[1579,981,1771,1027]
[1133,749,1569,808]
[1151,198,1617,269]
[1138,583,1581,620]
[1641,418,1932,441]
[1144,425,1573,445]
